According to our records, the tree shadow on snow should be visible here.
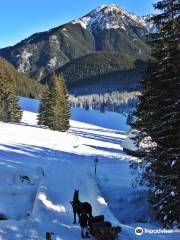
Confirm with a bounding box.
[71,126,127,135]
[0,142,100,168]
[69,129,125,145]
[85,144,125,155]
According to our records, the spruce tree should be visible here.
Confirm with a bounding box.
[38,74,70,131]
[0,58,22,123]
[58,74,70,130]
[132,0,180,227]
[38,85,50,126]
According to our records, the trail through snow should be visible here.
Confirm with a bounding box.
[0,97,178,240]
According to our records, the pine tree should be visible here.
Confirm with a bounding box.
[0,58,22,123]
[38,74,70,131]
[132,0,180,227]
[58,74,70,130]
[38,85,50,125]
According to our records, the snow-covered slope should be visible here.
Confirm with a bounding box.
[72,3,153,33]
[0,97,178,240]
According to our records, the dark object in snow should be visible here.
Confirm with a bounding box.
[37,166,45,177]
[88,215,104,228]
[94,157,99,175]
[26,212,31,217]
[111,226,122,238]
[79,212,89,227]
[46,232,54,240]
[19,175,30,182]
[79,213,90,238]
[0,213,8,220]
[70,189,92,224]
[89,215,121,240]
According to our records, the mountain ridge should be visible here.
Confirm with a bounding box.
[0,3,152,83]
[72,4,154,33]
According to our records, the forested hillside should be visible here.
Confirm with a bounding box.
[0,58,45,98]
[54,52,145,90]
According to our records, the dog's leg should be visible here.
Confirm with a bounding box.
[78,213,80,223]
[73,211,76,224]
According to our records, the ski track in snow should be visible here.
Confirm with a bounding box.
[0,97,178,240]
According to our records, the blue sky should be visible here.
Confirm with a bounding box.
[0,0,156,48]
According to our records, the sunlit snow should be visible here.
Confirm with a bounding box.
[0,97,178,240]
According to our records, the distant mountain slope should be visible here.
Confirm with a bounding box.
[0,23,94,82]
[73,4,152,56]
[0,4,151,83]
[0,58,44,98]
[53,52,144,92]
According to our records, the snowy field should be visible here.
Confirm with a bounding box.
[0,97,178,240]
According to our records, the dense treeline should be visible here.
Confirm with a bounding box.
[0,58,45,98]
[131,0,180,227]
[51,52,145,88]
[70,91,139,115]
[0,58,22,122]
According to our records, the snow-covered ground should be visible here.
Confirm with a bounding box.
[0,97,178,240]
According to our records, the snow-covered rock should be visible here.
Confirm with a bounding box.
[48,56,59,69]
[121,129,157,154]
[72,3,154,33]
[121,131,138,153]
[17,49,33,73]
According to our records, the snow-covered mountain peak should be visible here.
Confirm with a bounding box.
[72,3,153,33]
[96,3,124,12]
